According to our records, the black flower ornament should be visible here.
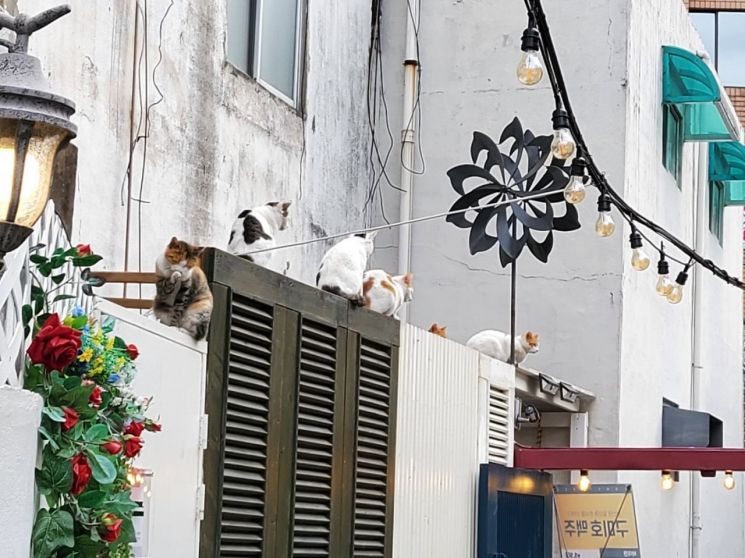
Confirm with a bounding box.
[446,117,581,266]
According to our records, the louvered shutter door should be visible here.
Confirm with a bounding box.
[488,385,511,465]
[353,337,396,558]
[220,295,274,556]
[292,319,340,556]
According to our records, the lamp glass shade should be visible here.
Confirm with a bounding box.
[0,119,66,227]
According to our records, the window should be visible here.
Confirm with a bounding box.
[690,11,745,86]
[709,181,724,242]
[227,0,304,105]
[662,104,683,184]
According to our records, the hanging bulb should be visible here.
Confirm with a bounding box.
[666,269,689,305]
[517,28,543,86]
[661,470,674,491]
[656,255,674,297]
[577,470,591,492]
[629,227,650,271]
[724,471,736,490]
[564,157,587,204]
[551,108,576,160]
[595,193,615,237]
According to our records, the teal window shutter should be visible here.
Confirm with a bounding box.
[709,181,724,243]
[709,142,745,207]
[662,105,683,185]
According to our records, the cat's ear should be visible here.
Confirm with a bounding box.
[366,231,378,241]
[168,236,179,247]
[281,201,292,215]
[403,272,413,286]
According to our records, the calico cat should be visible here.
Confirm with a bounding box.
[153,237,214,341]
[316,232,377,306]
[466,330,539,364]
[428,323,447,338]
[227,201,291,267]
[362,270,413,319]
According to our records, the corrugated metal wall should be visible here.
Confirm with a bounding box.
[393,325,515,558]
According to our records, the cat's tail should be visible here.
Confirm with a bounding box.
[194,321,209,341]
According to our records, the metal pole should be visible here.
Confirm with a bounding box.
[509,219,517,365]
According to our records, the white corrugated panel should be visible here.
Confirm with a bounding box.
[393,324,515,558]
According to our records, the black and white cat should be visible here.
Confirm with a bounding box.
[316,232,377,306]
[228,201,291,267]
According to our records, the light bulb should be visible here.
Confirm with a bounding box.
[551,109,576,160]
[517,27,543,86]
[564,157,587,204]
[595,193,615,237]
[724,471,735,490]
[629,229,650,271]
[666,270,688,305]
[661,470,674,491]
[577,470,591,492]
[655,257,674,296]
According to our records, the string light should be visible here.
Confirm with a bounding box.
[723,470,736,490]
[629,224,650,271]
[595,192,615,237]
[577,470,591,492]
[656,251,674,296]
[660,470,674,490]
[666,268,689,305]
[517,25,543,86]
[551,108,576,159]
[564,156,587,204]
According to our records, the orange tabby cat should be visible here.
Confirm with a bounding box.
[428,323,447,338]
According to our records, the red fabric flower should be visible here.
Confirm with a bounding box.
[75,244,92,256]
[101,440,122,455]
[99,513,122,543]
[88,385,102,407]
[71,454,91,495]
[26,314,82,372]
[123,436,144,458]
[124,421,145,437]
[145,421,161,433]
[62,407,78,432]
[126,344,139,360]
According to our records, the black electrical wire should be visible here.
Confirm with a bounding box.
[526,0,745,290]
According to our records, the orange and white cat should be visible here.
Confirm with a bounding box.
[362,270,413,319]
[428,323,447,338]
[466,330,539,364]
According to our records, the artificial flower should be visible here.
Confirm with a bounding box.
[123,436,143,458]
[107,373,120,383]
[144,420,161,433]
[71,454,91,495]
[101,440,122,455]
[75,244,92,256]
[62,407,79,432]
[89,385,102,407]
[71,306,85,318]
[125,421,145,437]
[127,344,139,360]
[27,314,82,371]
[99,513,122,543]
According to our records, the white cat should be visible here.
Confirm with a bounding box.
[316,232,377,306]
[228,201,291,268]
[466,330,540,364]
[362,270,413,319]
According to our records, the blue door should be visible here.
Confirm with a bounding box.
[478,463,553,558]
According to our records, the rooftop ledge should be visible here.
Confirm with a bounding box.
[515,365,595,413]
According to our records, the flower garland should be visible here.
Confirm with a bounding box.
[24,245,160,557]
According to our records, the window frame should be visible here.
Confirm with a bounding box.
[709,180,725,244]
[227,0,306,109]
[690,9,745,87]
[662,104,683,186]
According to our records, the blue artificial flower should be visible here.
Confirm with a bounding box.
[107,374,121,384]
[82,325,90,334]
[71,306,85,318]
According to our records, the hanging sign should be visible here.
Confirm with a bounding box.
[554,484,641,558]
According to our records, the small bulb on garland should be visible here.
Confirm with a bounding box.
[629,226,650,271]
[666,269,689,304]
[724,470,736,491]
[656,253,674,297]
[577,470,591,492]
[564,156,587,204]
[551,108,576,160]
[595,192,615,237]
[660,470,674,491]
[517,27,544,86]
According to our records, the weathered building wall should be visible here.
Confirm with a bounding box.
[21,0,374,285]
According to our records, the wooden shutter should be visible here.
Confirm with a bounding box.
[488,384,511,465]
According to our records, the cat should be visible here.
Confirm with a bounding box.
[153,237,214,341]
[362,270,413,319]
[466,330,540,364]
[227,201,292,267]
[428,323,447,338]
[316,232,377,306]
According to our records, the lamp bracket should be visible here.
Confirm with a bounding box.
[0,4,71,53]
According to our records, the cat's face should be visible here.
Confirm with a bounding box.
[165,237,205,269]
[267,201,292,230]
[429,323,447,338]
[524,331,540,353]
[396,272,414,302]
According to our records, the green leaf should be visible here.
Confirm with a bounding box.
[51,273,66,285]
[72,255,103,267]
[30,254,48,265]
[51,257,67,270]
[42,406,66,422]
[25,365,46,391]
[117,517,137,544]
[52,248,65,257]
[31,509,74,558]
[77,489,106,509]
[71,535,105,557]
[83,424,109,443]
[61,385,93,411]
[38,262,53,277]
[88,452,117,485]
[67,315,88,329]
[52,293,76,303]
[22,303,33,324]
[56,444,78,459]
[63,376,82,390]
[38,426,60,451]
[35,457,72,495]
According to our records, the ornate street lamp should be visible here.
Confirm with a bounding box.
[0,4,76,269]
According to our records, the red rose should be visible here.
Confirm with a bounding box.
[75,244,92,256]
[101,440,122,455]
[123,436,144,458]
[27,314,82,372]
[126,344,139,360]
[99,513,122,543]
[62,407,78,432]
[145,421,161,433]
[124,421,145,437]
[88,385,102,407]
[71,454,92,495]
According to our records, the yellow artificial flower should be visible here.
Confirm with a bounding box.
[79,348,94,363]
[106,336,115,350]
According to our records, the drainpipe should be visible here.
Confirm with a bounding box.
[397,0,419,322]
[689,141,707,558]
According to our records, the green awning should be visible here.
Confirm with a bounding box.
[710,142,745,206]
[662,46,740,142]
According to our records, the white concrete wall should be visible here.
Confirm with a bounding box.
[20,0,373,285]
